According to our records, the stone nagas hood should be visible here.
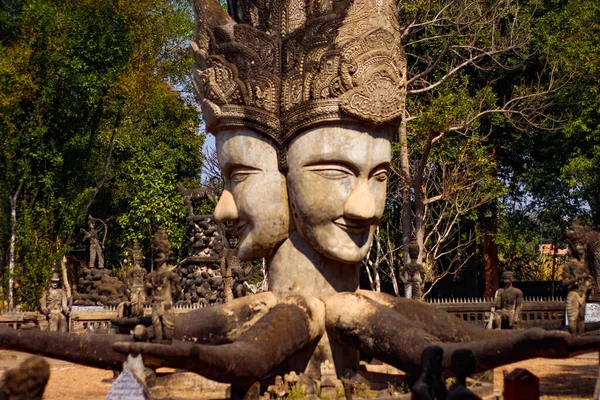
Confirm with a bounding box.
[192,0,406,146]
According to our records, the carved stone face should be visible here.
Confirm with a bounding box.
[214,129,289,261]
[286,125,392,263]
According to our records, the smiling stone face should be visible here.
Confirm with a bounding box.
[214,129,290,261]
[286,124,392,264]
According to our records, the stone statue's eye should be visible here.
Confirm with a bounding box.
[231,172,250,183]
[229,167,259,184]
[372,170,388,182]
[311,168,351,179]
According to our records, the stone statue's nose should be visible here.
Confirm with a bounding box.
[344,180,376,221]
[214,190,238,223]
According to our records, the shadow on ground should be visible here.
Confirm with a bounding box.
[539,363,596,397]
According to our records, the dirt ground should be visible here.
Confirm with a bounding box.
[492,354,599,399]
[0,350,598,399]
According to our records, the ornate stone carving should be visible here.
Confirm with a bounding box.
[191,0,406,148]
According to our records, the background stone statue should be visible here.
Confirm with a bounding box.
[564,228,593,334]
[124,240,147,318]
[403,240,426,301]
[81,214,105,269]
[447,349,481,400]
[566,221,600,294]
[411,346,447,400]
[39,272,70,332]
[145,228,182,342]
[488,271,523,330]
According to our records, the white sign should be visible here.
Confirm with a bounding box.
[585,303,600,323]
[106,369,148,400]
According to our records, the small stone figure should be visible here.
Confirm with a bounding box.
[488,271,523,330]
[563,235,593,334]
[145,228,182,342]
[411,346,447,400]
[81,214,105,269]
[39,273,70,332]
[404,240,426,301]
[447,349,481,400]
[124,240,147,318]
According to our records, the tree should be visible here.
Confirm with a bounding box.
[372,0,558,297]
[494,0,600,289]
[0,0,204,308]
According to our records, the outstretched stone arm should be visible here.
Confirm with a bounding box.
[0,293,277,371]
[358,290,506,342]
[326,293,597,377]
[0,327,131,370]
[174,291,277,344]
[114,295,325,385]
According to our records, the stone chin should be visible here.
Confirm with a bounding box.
[308,231,376,264]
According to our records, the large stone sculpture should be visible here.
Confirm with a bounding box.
[39,273,70,332]
[2,0,600,395]
[146,228,182,342]
[488,271,523,330]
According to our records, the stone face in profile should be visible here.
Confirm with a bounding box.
[214,128,290,261]
[286,124,392,264]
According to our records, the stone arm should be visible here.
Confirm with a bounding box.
[0,293,277,371]
[493,289,502,310]
[61,291,69,315]
[171,272,183,302]
[114,295,325,385]
[144,275,154,298]
[39,291,48,315]
[514,290,524,323]
[562,263,578,288]
[327,291,600,377]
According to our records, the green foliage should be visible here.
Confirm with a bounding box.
[0,0,204,305]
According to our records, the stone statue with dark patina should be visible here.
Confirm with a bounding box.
[489,271,523,330]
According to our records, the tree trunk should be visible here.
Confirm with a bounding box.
[8,180,23,310]
[373,227,381,292]
[399,112,412,265]
[483,145,499,298]
[483,229,499,298]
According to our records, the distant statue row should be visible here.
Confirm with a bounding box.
[119,231,182,342]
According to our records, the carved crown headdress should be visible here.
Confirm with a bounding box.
[192,0,406,145]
